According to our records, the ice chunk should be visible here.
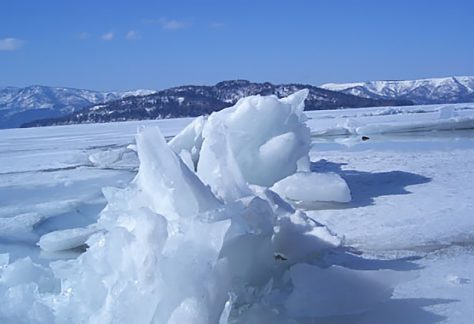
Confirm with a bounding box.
[446,274,470,285]
[0,212,44,242]
[0,257,57,323]
[126,143,137,152]
[0,257,56,291]
[134,126,222,219]
[273,210,341,264]
[172,90,312,189]
[202,91,311,187]
[42,127,233,323]
[167,298,209,324]
[50,208,170,323]
[88,148,125,168]
[220,198,276,288]
[178,149,194,171]
[168,116,206,170]
[38,225,102,252]
[279,88,309,117]
[218,295,234,324]
[296,155,310,172]
[155,220,230,323]
[439,105,458,119]
[197,121,252,202]
[257,132,302,182]
[271,172,351,203]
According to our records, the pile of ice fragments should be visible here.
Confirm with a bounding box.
[0,90,406,323]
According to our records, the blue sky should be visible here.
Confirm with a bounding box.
[1,0,473,91]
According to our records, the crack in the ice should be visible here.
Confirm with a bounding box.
[0,164,137,176]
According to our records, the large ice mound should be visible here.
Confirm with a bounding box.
[0,91,411,323]
[171,90,312,189]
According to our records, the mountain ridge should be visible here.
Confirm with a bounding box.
[0,85,156,128]
[21,80,411,128]
[320,76,474,104]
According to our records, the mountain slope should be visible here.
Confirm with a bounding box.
[0,86,156,128]
[321,76,474,105]
[24,80,411,127]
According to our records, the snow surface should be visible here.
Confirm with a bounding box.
[1,99,474,323]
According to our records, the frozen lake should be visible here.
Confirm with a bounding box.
[1,102,474,323]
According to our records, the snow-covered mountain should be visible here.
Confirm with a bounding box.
[0,86,156,128]
[24,80,411,127]
[321,76,474,105]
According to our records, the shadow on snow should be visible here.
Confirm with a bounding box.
[299,159,448,323]
[309,159,432,209]
[319,297,456,324]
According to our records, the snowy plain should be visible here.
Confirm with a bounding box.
[1,99,474,323]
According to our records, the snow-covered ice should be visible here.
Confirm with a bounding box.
[1,97,474,323]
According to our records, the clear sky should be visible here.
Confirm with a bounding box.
[1,0,473,91]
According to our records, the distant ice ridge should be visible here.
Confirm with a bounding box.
[311,104,474,136]
[0,91,414,323]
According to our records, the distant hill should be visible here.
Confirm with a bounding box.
[0,86,156,128]
[22,80,411,128]
[321,76,474,105]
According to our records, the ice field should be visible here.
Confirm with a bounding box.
[1,93,474,323]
